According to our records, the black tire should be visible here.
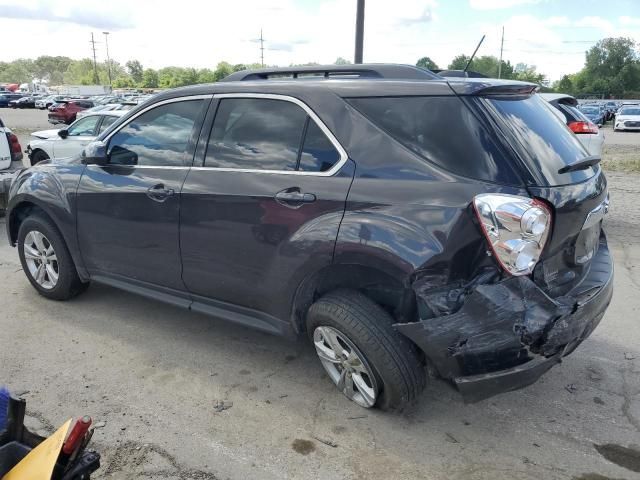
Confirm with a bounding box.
[31,150,49,165]
[307,289,426,411]
[17,214,88,300]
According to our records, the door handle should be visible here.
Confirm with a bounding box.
[275,188,316,208]
[146,183,175,202]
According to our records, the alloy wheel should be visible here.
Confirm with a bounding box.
[313,326,379,408]
[23,230,59,290]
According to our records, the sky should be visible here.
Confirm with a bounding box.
[0,0,639,81]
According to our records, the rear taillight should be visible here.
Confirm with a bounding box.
[568,121,598,134]
[473,194,552,276]
[8,133,21,154]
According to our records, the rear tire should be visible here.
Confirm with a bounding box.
[17,214,88,300]
[307,289,426,411]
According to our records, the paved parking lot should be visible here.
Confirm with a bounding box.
[0,108,639,479]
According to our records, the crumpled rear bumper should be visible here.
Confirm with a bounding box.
[394,235,613,403]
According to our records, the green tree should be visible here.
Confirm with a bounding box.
[334,57,352,65]
[513,63,546,84]
[113,76,136,88]
[0,58,35,83]
[125,60,144,84]
[556,74,574,93]
[197,68,216,84]
[416,57,438,70]
[448,55,471,70]
[213,62,233,81]
[141,68,159,88]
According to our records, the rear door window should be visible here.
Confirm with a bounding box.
[483,94,595,186]
[347,96,520,184]
[205,97,342,173]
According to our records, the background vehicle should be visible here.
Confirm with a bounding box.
[36,95,66,110]
[26,111,125,165]
[0,94,24,108]
[579,104,605,126]
[0,116,23,210]
[48,100,94,125]
[6,65,613,411]
[8,96,37,109]
[613,105,640,131]
[76,103,135,119]
[541,93,604,157]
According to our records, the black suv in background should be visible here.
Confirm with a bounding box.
[6,65,613,410]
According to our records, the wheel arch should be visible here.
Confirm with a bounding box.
[29,147,50,165]
[290,262,417,335]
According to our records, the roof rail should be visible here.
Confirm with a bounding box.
[220,64,441,82]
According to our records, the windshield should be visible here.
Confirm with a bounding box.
[581,106,599,114]
[483,94,595,186]
[620,107,640,116]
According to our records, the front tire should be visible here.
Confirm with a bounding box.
[18,214,87,300]
[31,150,49,165]
[307,289,426,411]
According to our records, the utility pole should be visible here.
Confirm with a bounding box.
[354,0,365,64]
[259,29,265,67]
[103,31,112,87]
[498,26,505,78]
[90,32,99,84]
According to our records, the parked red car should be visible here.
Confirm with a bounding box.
[47,100,94,125]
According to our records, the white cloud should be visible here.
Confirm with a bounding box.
[619,16,640,26]
[574,16,614,33]
[469,0,541,10]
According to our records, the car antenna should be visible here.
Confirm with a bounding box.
[464,34,486,73]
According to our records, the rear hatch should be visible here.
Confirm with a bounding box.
[473,92,607,296]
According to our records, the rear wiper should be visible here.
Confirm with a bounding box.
[558,155,601,174]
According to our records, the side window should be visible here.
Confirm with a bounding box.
[67,116,100,136]
[98,115,118,134]
[298,120,340,172]
[107,100,204,167]
[205,98,307,171]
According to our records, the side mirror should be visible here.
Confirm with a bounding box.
[57,129,68,139]
[81,141,109,166]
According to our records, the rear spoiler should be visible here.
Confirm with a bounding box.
[447,79,539,96]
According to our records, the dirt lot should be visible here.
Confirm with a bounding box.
[0,108,639,480]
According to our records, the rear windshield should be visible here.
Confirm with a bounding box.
[347,96,520,184]
[482,95,595,186]
[581,106,599,114]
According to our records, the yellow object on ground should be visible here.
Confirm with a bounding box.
[2,419,71,480]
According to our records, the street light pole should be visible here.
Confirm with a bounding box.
[354,0,365,64]
[103,31,112,87]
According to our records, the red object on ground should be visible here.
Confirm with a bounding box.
[62,415,92,455]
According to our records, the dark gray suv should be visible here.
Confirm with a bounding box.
[6,65,613,410]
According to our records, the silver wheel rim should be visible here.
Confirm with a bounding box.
[313,326,379,408]
[23,230,59,290]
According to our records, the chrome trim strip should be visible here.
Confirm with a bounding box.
[98,92,349,177]
[199,93,348,177]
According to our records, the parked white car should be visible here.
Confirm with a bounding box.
[613,105,640,132]
[25,111,126,166]
[540,93,604,157]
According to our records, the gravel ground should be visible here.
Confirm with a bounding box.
[0,108,639,480]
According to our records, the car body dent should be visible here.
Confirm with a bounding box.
[394,234,613,402]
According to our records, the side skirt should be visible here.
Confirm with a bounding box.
[90,273,296,338]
